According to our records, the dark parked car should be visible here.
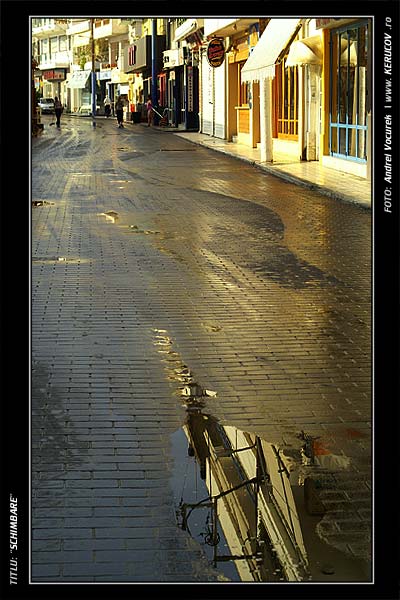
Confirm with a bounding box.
[38,98,55,114]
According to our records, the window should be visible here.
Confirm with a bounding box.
[329,22,369,161]
[238,62,250,105]
[50,37,58,55]
[275,54,299,139]
[59,35,67,52]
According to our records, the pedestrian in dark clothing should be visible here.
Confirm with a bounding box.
[54,96,63,128]
[115,97,124,128]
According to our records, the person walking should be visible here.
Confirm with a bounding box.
[146,96,154,127]
[115,96,124,128]
[54,96,63,128]
[104,95,111,118]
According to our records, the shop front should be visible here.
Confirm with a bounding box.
[161,20,202,130]
[319,18,371,179]
[200,40,226,138]
[66,69,91,112]
[241,18,303,162]
[42,68,67,103]
[124,34,165,122]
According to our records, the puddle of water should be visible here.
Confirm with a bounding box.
[32,256,91,264]
[153,329,217,410]
[32,200,54,207]
[98,211,119,223]
[109,179,133,183]
[170,427,240,582]
[170,412,370,583]
[155,329,370,583]
[129,226,161,235]
[202,323,222,333]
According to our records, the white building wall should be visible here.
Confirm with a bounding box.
[201,52,213,136]
[214,63,226,139]
[200,51,226,138]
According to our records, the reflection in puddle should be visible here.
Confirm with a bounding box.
[153,329,217,410]
[172,413,309,582]
[32,200,55,207]
[129,225,161,235]
[32,256,91,264]
[97,211,119,223]
[154,329,370,582]
[172,412,369,583]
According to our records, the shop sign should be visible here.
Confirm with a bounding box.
[43,69,65,81]
[97,70,112,80]
[163,49,183,68]
[187,66,194,112]
[206,38,225,67]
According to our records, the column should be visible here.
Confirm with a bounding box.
[259,77,273,162]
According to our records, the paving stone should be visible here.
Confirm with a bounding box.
[31,116,371,583]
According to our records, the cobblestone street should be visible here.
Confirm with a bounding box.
[31,115,372,583]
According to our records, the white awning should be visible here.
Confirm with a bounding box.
[286,35,323,66]
[173,19,203,43]
[241,18,301,82]
[67,70,91,89]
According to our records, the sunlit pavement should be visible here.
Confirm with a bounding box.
[31,114,371,583]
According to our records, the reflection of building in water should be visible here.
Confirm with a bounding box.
[178,411,368,582]
[180,411,310,582]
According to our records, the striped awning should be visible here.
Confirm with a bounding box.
[241,18,301,82]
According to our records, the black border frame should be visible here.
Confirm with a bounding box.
[1,2,399,599]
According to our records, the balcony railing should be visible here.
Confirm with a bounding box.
[32,19,68,38]
[38,51,71,69]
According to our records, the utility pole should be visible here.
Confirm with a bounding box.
[91,18,96,127]
[151,19,157,110]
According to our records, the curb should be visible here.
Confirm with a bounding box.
[177,136,371,211]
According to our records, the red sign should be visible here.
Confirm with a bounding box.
[206,38,225,68]
[43,69,65,81]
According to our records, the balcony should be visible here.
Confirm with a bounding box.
[93,18,129,39]
[66,19,91,36]
[32,19,68,39]
[38,51,71,70]
[204,18,258,39]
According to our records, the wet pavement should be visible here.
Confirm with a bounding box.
[31,114,371,583]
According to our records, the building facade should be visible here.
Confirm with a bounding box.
[228,17,371,179]
[32,17,372,181]
[32,19,70,104]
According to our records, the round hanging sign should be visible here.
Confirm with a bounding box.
[206,38,225,67]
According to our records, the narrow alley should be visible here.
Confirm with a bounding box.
[31,114,372,583]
